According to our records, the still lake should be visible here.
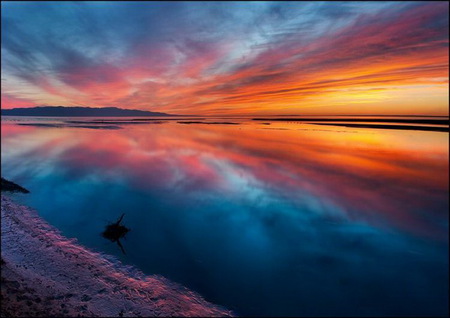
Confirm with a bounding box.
[1,117,448,316]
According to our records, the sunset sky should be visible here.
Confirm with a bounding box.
[1,1,448,116]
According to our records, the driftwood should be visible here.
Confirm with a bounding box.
[102,214,130,255]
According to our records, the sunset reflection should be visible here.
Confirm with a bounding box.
[2,121,448,239]
[1,119,448,316]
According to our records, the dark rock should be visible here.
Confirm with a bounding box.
[1,177,29,193]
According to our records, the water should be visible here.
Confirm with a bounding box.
[1,117,448,316]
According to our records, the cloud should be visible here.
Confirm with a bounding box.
[1,93,37,108]
[1,2,448,115]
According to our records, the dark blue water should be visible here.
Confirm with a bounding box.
[2,118,448,316]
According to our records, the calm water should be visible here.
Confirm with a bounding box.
[1,117,448,316]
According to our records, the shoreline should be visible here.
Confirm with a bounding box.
[1,195,233,317]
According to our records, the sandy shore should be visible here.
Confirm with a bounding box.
[1,196,233,317]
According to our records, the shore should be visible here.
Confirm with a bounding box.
[1,195,232,317]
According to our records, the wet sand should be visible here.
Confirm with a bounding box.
[251,117,449,132]
[309,122,449,132]
[177,122,239,125]
[252,117,449,125]
[1,196,232,317]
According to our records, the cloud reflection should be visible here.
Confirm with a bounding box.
[1,121,448,316]
[2,122,448,240]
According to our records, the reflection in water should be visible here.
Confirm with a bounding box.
[1,119,448,316]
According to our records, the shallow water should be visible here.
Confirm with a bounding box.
[1,196,231,317]
[1,117,448,316]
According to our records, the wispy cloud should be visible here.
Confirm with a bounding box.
[1,1,448,115]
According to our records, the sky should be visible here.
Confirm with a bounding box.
[1,1,449,116]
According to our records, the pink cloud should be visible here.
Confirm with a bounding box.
[1,94,38,109]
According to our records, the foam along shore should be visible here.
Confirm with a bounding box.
[1,195,233,317]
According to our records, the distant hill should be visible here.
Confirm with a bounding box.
[1,106,175,117]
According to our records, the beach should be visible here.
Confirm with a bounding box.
[1,195,232,317]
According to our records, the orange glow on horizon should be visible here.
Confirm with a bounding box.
[1,2,448,116]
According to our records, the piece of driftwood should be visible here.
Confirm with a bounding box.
[102,214,130,255]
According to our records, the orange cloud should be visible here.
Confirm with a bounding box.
[2,2,448,115]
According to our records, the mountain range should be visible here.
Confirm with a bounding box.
[1,106,175,117]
